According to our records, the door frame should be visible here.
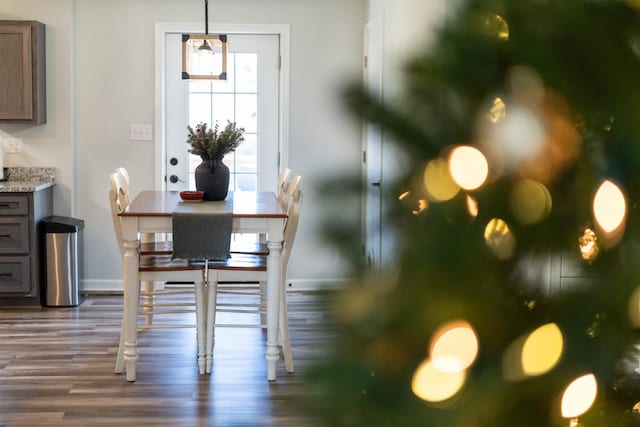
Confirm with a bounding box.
[362,16,384,271]
[154,23,290,190]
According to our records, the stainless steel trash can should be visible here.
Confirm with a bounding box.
[41,216,84,307]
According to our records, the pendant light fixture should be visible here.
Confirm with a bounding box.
[182,0,228,80]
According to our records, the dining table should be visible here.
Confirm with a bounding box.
[118,190,287,382]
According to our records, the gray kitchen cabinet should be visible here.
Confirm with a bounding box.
[0,188,52,305]
[0,20,46,124]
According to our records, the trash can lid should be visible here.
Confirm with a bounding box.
[41,216,85,233]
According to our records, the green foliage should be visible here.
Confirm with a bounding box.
[309,0,640,426]
[186,120,245,160]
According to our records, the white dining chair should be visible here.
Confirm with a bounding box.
[114,167,181,327]
[109,171,211,375]
[277,167,292,209]
[204,175,304,374]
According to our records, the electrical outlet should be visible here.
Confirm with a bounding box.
[4,137,23,153]
[130,124,153,141]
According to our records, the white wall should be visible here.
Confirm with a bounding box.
[0,0,366,291]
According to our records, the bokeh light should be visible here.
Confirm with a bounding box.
[521,323,563,376]
[491,105,545,173]
[411,358,466,402]
[479,14,510,41]
[489,97,506,123]
[484,218,516,260]
[561,373,598,419]
[429,320,479,373]
[424,159,460,201]
[593,179,626,233]
[482,85,581,184]
[448,146,489,191]
[503,323,563,381]
[578,228,599,263]
[510,179,552,224]
[413,199,429,215]
[466,195,478,218]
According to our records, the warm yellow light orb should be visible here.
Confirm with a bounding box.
[411,358,466,402]
[521,323,563,376]
[489,97,507,123]
[430,321,479,373]
[561,373,598,419]
[510,179,552,225]
[578,228,599,263]
[466,195,479,218]
[484,218,516,260]
[424,159,460,201]
[448,146,489,191]
[593,180,626,233]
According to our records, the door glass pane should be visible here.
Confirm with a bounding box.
[211,55,235,93]
[187,52,259,193]
[211,93,235,123]
[236,134,257,172]
[235,54,257,93]
[236,94,258,133]
[189,94,212,125]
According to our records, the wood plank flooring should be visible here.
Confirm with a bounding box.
[0,289,334,426]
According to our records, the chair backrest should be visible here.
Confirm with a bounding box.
[116,166,131,196]
[277,168,292,210]
[109,171,130,255]
[281,175,303,269]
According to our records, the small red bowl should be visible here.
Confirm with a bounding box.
[179,191,204,202]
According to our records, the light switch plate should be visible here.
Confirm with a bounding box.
[130,124,153,141]
[4,137,23,153]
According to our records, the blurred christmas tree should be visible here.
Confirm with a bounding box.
[309,0,640,426]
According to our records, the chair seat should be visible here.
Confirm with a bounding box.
[140,241,268,256]
[230,241,269,255]
[139,255,206,271]
[139,253,267,272]
[209,253,267,271]
[140,241,173,255]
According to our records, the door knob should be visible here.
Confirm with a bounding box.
[169,175,179,183]
[170,157,178,166]
[372,182,381,187]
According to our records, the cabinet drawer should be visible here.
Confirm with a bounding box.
[0,256,30,293]
[0,217,29,253]
[0,196,28,215]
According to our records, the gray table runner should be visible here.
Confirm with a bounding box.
[172,196,233,261]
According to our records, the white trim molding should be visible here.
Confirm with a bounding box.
[154,22,291,190]
[81,277,350,294]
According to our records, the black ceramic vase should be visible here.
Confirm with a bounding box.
[195,158,230,201]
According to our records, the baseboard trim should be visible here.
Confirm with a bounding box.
[81,280,122,294]
[285,278,351,290]
[81,278,350,294]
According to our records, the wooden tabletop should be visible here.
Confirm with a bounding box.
[120,191,287,218]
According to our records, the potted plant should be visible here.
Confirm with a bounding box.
[186,120,245,200]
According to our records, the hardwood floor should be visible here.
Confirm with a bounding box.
[0,289,333,426]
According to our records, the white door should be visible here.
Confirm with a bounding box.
[164,33,280,192]
[363,17,384,271]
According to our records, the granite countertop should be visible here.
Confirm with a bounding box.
[0,167,56,192]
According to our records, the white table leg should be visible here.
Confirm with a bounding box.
[266,239,283,381]
[122,219,140,382]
